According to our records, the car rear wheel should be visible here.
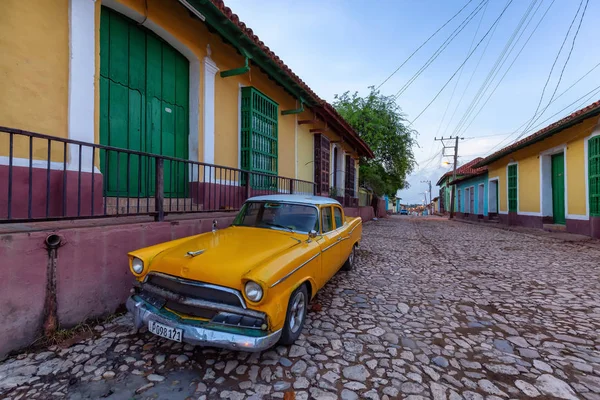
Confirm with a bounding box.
[342,244,357,271]
[279,284,308,345]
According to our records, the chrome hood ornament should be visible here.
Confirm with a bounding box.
[186,249,205,257]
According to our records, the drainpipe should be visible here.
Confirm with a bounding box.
[43,234,62,336]
[220,50,251,78]
[282,100,305,115]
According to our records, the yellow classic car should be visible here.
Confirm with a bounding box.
[126,195,362,351]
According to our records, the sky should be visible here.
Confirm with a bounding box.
[226,0,600,204]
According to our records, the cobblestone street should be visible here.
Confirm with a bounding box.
[2,216,600,400]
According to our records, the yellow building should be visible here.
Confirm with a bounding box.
[0,0,372,220]
[475,101,600,238]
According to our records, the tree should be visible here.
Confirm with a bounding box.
[333,87,416,197]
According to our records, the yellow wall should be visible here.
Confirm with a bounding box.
[0,0,69,161]
[297,109,315,182]
[487,117,597,215]
[1,0,366,183]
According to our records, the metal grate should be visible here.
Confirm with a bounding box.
[590,136,600,216]
[508,164,518,213]
[147,274,243,307]
[240,87,278,189]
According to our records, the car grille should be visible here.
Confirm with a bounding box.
[146,273,243,307]
[164,301,218,320]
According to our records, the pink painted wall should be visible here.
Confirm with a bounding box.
[0,214,235,359]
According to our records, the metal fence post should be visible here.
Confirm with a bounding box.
[155,158,164,222]
[244,171,251,200]
[290,179,295,195]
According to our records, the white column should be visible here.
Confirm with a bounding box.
[68,0,96,172]
[203,46,219,166]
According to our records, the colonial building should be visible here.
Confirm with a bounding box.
[474,100,600,238]
[436,158,483,214]
[448,159,488,220]
[0,0,373,221]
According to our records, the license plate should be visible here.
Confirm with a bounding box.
[148,320,182,342]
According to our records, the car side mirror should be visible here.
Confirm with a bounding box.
[308,230,318,241]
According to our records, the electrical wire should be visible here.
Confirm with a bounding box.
[409,0,515,124]
[449,0,542,137]
[435,1,489,137]
[521,0,585,134]
[454,0,556,137]
[393,0,489,100]
[525,0,589,130]
[375,0,476,90]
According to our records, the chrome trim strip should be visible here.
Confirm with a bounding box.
[349,222,362,235]
[339,236,350,241]
[127,297,280,352]
[270,253,320,288]
[146,272,247,309]
[322,240,341,252]
[143,283,265,319]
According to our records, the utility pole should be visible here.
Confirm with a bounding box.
[434,136,462,219]
[421,179,432,211]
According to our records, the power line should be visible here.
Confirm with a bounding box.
[375,0,476,90]
[453,0,555,137]
[435,0,489,137]
[528,0,589,128]
[410,0,515,124]
[393,0,489,100]
[449,0,542,137]
[521,0,585,134]
[466,58,600,149]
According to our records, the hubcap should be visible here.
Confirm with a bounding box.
[289,291,306,333]
[349,247,355,265]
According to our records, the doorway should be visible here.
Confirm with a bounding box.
[99,7,189,197]
[478,184,484,215]
[488,179,498,214]
[551,153,565,224]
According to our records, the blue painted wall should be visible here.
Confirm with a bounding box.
[454,173,489,216]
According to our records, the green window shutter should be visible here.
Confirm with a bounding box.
[508,164,518,212]
[240,87,278,189]
[590,136,600,216]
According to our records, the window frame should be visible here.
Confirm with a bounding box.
[333,206,344,229]
[321,205,334,234]
[508,164,518,213]
[589,136,600,217]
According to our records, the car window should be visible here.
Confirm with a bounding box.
[232,202,318,233]
[334,207,343,228]
[321,206,333,233]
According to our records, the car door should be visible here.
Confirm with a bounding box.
[317,205,341,286]
[333,205,351,263]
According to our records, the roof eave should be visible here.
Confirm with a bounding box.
[475,106,600,168]
[195,0,320,106]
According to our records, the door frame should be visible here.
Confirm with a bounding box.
[539,145,567,222]
[69,0,201,172]
[478,183,484,215]
[488,177,499,214]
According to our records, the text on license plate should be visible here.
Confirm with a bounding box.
[148,320,182,342]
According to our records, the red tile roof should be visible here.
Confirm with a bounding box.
[475,100,600,167]
[207,0,374,158]
[436,157,486,186]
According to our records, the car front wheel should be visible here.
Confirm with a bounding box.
[279,284,308,345]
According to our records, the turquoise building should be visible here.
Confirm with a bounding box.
[450,165,489,218]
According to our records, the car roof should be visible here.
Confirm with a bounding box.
[246,194,342,206]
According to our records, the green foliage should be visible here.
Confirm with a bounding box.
[333,87,417,197]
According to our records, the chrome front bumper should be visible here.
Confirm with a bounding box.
[126,296,281,352]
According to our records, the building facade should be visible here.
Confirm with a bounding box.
[0,0,373,221]
[474,101,600,238]
[450,169,489,219]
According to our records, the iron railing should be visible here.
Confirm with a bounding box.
[0,127,316,222]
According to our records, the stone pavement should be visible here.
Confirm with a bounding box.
[1,215,600,399]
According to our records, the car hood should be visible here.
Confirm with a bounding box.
[146,226,301,288]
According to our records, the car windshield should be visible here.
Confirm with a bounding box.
[232,202,319,233]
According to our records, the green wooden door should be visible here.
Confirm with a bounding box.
[100,7,189,197]
[551,153,565,225]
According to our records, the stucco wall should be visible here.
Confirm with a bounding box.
[486,117,598,216]
[455,173,488,216]
[0,0,69,161]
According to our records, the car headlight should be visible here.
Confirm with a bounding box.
[131,257,144,274]
[244,281,263,302]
